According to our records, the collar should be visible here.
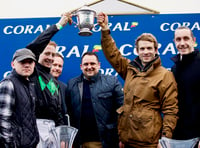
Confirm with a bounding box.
[37,63,50,73]
[130,54,160,72]
[171,49,199,63]
[81,72,100,83]
[11,69,30,83]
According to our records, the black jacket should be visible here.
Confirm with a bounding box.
[27,25,64,125]
[3,70,39,148]
[58,80,68,124]
[171,49,200,139]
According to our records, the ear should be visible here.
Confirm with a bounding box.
[194,37,196,42]
[155,48,158,53]
[97,62,101,69]
[80,64,83,70]
[11,61,15,69]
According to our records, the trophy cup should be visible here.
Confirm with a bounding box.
[73,5,96,36]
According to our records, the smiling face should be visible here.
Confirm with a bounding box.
[137,40,157,66]
[12,58,35,79]
[80,54,100,80]
[38,44,56,68]
[174,28,195,55]
[50,55,64,79]
[135,33,158,66]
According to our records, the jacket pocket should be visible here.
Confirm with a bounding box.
[98,92,112,99]
[127,108,162,143]
[98,92,113,108]
[117,106,129,142]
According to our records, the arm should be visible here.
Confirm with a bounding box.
[26,12,72,60]
[0,80,16,147]
[159,71,178,138]
[98,12,129,79]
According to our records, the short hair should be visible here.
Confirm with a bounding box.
[81,51,99,63]
[54,52,64,61]
[135,33,158,51]
[48,41,57,48]
[174,26,195,39]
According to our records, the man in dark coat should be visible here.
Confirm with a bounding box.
[171,26,200,147]
[0,48,39,148]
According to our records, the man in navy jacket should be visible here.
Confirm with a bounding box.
[171,26,200,146]
[66,51,124,148]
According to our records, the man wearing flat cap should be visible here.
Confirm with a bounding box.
[0,48,39,148]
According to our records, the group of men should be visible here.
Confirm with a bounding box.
[0,11,199,148]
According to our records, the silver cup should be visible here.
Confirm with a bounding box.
[73,6,96,36]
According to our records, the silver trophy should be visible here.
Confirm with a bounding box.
[73,5,96,36]
[56,114,78,148]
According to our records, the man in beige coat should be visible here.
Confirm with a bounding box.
[97,12,178,148]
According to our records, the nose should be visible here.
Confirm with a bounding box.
[180,39,185,45]
[87,64,92,68]
[143,48,149,54]
[23,62,31,67]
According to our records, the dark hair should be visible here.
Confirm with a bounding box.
[175,26,195,39]
[81,51,99,63]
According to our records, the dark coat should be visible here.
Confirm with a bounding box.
[58,80,68,125]
[26,25,64,126]
[171,50,200,139]
[3,70,39,147]
[66,73,124,148]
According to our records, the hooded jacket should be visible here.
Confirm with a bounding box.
[101,30,178,147]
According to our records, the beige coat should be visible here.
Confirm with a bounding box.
[101,30,178,148]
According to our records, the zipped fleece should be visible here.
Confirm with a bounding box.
[101,30,178,147]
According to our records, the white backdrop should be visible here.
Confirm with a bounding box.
[0,0,200,18]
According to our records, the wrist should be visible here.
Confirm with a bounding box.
[56,23,63,30]
[101,25,109,31]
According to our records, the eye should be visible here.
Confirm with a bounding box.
[183,36,189,41]
[52,53,55,57]
[175,37,181,42]
[139,47,145,51]
[147,47,153,50]
[45,52,50,56]
[90,62,96,66]
[83,63,88,66]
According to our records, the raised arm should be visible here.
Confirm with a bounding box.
[26,12,72,60]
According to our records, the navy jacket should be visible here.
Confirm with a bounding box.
[171,50,200,139]
[66,73,124,148]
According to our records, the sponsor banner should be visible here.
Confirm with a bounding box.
[0,13,200,85]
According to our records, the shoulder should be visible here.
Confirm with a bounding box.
[99,74,121,85]
[67,75,82,85]
[58,80,67,88]
[0,79,14,96]
[0,79,13,88]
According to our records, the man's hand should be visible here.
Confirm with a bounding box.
[97,12,109,30]
[56,12,73,29]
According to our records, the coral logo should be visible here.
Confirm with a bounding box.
[131,22,138,28]
[92,45,102,52]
